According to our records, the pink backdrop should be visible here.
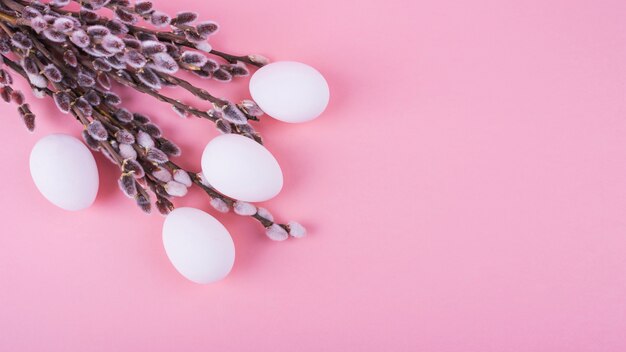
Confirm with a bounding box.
[1,0,626,350]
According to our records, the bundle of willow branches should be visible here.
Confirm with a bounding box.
[0,0,304,241]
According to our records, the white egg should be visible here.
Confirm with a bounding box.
[201,134,283,202]
[29,134,99,211]
[162,207,235,284]
[249,61,329,123]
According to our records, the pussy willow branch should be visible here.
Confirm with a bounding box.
[64,5,261,67]
[95,0,264,67]
[2,0,263,132]
[83,54,223,120]
[0,0,301,237]
[9,0,262,67]
[2,50,288,232]
[0,9,258,128]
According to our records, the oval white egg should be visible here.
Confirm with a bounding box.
[29,134,99,211]
[249,61,329,123]
[201,134,283,202]
[162,207,235,284]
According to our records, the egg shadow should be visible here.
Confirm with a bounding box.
[92,154,123,203]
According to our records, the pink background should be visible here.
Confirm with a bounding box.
[1,0,626,350]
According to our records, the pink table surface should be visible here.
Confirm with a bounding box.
[1,0,626,351]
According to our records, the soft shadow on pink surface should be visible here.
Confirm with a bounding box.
[2,0,626,351]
